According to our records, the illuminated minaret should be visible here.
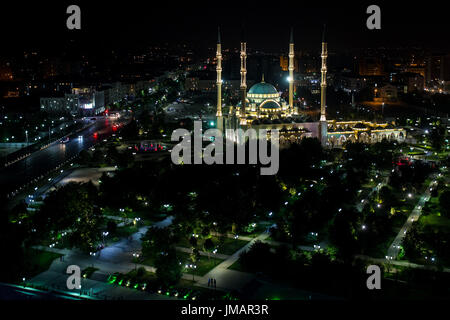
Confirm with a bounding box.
[320,25,327,122]
[216,27,223,131]
[288,27,294,113]
[319,25,328,146]
[240,28,247,116]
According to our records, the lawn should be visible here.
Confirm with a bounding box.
[105,224,139,244]
[211,236,249,255]
[175,236,249,256]
[240,221,273,238]
[114,225,139,238]
[419,214,450,232]
[228,258,245,272]
[102,207,166,221]
[82,267,99,279]
[22,249,62,279]
[138,255,156,267]
[138,251,224,277]
[177,251,224,277]
[102,208,168,231]
[364,234,397,258]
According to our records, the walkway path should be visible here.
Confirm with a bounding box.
[386,174,438,260]
[356,174,389,212]
[355,254,450,273]
[29,223,181,300]
[29,216,322,297]
[193,231,272,291]
[210,230,323,252]
[175,246,229,260]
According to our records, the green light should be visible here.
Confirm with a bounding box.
[118,279,123,286]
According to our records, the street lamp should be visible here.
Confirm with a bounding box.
[89,251,96,268]
[133,253,140,269]
[102,231,109,244]
[185,264,197,281]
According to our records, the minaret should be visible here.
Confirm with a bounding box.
[240,27,247,116]
[320,25,327,122]
[288,27,295,114]
[319,25,328,147]
[216,27,223,131]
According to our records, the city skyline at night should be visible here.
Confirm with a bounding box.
[0,1,450,314]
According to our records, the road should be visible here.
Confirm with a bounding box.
[0,115,129,197]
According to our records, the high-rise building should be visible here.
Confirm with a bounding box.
[40,94,79,115]
[358,56,385,76]
[425,54,450,91]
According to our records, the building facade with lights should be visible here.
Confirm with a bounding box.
[215,27,407,147]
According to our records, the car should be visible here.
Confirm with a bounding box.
[60,137,69,143]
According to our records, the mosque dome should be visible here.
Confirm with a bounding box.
[260,100,281,109]
[248,82,278,95]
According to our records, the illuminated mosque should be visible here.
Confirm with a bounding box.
[214,27,406,147]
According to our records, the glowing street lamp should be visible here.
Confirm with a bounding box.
[133,252,140,269]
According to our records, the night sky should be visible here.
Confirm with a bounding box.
[0,0,449,55]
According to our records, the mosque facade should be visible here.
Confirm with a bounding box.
[214,27,406,147]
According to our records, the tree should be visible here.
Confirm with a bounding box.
[10,201,28,221]
[203,238,214,260]
[439,190,450,218]
[328,208,360,261]
[107,220,117,234]
[403,223,425,260]
[121,119,139,139]
[379,186,396,208]
[117,151,134,168]
[69,206,103,252]
[154,248,182,285]
[141,227,175,259]
[190,248,201,266]
[92,149,104,164]
[107,145,119,163]
[239,241,273,273]
[36,182,98,243]
[428,126,445,151]
[189,236,198,248]
[288,188,322,246]
[78,149,91,165]
[0,214,25,282]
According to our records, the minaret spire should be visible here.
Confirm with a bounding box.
[320,24,327,122]
[319,24,328,147]
[288,26,295,114]
[240,25,247,116]
[216,26,223,128]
